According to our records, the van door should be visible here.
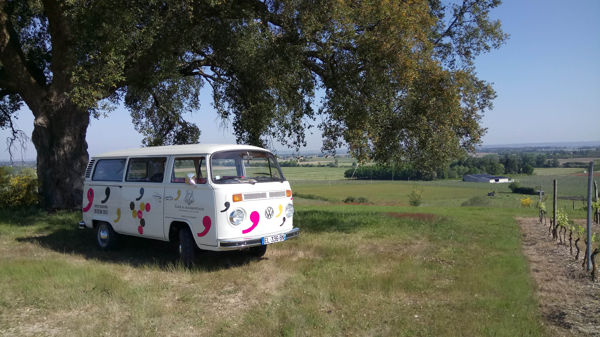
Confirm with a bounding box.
[164,156,216,247]
[122,157,166,239]
[86,158,125,230]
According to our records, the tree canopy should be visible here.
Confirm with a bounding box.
[0,0,506,209]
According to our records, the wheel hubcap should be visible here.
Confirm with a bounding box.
[99,228,109,240]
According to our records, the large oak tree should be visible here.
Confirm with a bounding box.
[0,0,506,209]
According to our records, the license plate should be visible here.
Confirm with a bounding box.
[262,233,286,245]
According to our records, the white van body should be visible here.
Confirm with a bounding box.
[80,144,298,257]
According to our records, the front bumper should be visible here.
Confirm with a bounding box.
[218,227,299,249]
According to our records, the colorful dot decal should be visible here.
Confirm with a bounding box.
[128,196,151,235]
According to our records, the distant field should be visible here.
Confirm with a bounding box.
[533,167,583,176]
[281,166,348,181]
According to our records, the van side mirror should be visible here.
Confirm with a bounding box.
[185,173,197,185]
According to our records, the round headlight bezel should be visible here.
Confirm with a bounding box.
[285,203,294,218]
[229,208,246,226]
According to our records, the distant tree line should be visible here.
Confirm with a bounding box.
[279,159,339,168]
[344,152,565,181]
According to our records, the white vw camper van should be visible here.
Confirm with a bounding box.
[79,144,298,265]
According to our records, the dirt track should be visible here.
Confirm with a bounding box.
[517,217,600,336]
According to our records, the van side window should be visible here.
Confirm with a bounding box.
[126,157,166,183]
[92,159,125,181]
[171,157,207,184]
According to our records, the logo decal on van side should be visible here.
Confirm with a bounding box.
[184,191,195,205]
[242,211,260,234]
[174,190,181,201]
[82,188,94,212]
[197,216,211,237]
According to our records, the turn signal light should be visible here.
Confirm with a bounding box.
[286,190,292,197]
[232,194,243,202]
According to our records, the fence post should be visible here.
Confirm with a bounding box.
[553,179,557,239]
[586,162,593,271]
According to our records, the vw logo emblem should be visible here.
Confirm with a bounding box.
[265,207,274,219]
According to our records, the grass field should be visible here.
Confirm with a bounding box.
[1,166,598,336]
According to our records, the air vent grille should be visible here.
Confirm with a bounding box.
[269,191,286,198]
[85,159,95,178]
[243,192,268,200]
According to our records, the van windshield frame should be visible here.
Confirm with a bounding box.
[210,150,285,184]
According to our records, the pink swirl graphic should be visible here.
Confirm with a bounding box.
[242,211,260,234]
[82,188,94,212]
[197,216,211,237]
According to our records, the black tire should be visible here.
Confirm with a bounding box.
[178,226,196,268]
[248,245,267,258]
[96,222,117,250]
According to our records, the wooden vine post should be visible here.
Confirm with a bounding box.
[586,162,593,271]
[594,180,599,224]
[552,179,558,240]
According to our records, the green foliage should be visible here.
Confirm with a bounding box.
[536,201,546,213]
[408,189,423,207]
[508,182,536,195]
[555,209,569,228]
[2,0,506,170]
[0,167,38,208]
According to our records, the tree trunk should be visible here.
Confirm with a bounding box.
[31,102,89,210]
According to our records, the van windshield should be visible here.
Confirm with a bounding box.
[211,150,284,184]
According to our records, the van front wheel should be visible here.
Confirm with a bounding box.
[178,227,196,268]
[248,245,267,258]
[96,222,117,250]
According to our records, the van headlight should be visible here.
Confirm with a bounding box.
[285,204,294,218]
[229,208,246,225]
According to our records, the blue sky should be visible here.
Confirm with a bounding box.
[2,0,599,161]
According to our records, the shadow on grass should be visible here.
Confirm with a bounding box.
[295,209,379,233]
[16,227,261,272]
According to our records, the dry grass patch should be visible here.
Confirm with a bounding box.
[517,217,600,337]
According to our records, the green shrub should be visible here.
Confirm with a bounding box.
[508,182,536,195]
[343,196,370,204]
[0,167,38,208]
[408,189,423,206]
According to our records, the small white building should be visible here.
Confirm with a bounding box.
[463,174,513,184]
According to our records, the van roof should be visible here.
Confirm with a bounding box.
[93,144,268,158]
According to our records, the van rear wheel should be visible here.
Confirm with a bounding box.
[96,222,117,250]
[178,227,196,268]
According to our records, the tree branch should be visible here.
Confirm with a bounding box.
[434,0,476,45]
[0,10,45,111]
